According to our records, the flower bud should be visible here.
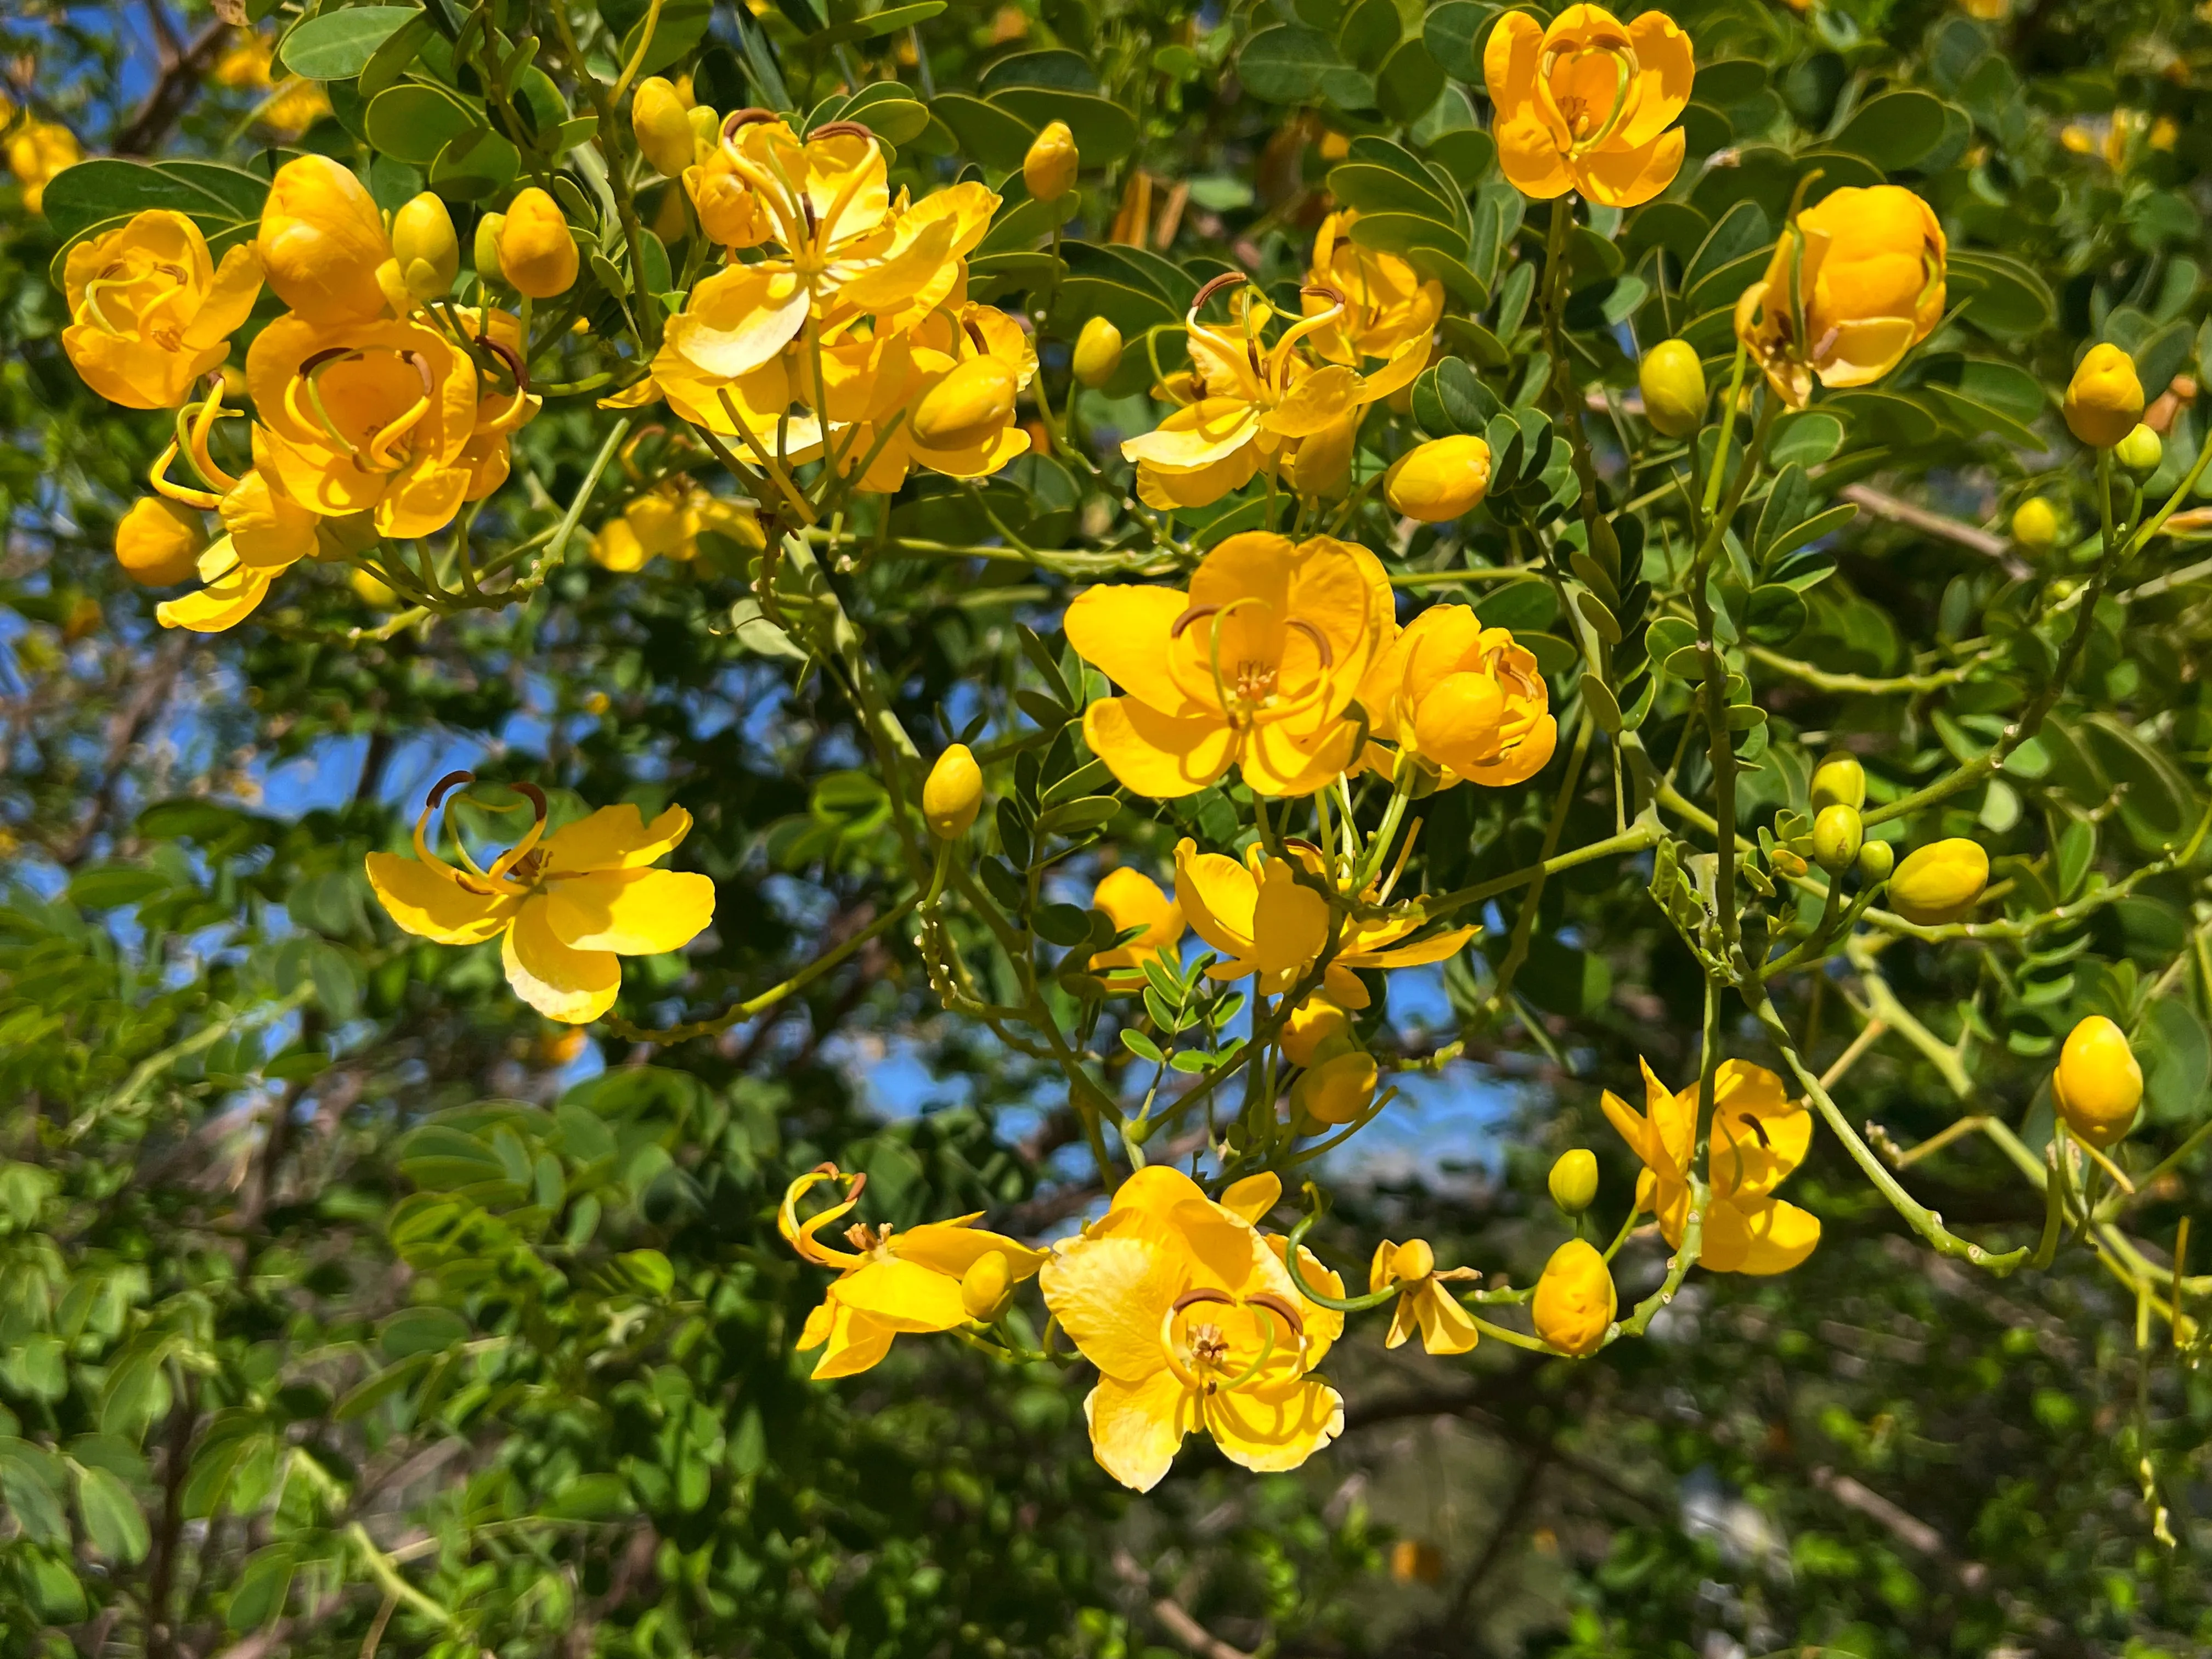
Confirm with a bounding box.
[959,1250,1015,1322]
[1855,838,1893,883]
[1547,1148,1599,1215]
[1532,1239,1615,1357]
[351,566,397,608]
[1812,804,1863,874]
[923,743,984,838]
[2063,343,2144,448]
[1022,120,1079,201]
[1887,837,1988,926]
[257,154,391,325]
[1384,435,1492,522]
[1390,1238,1436,1283]
[2011,496,2061,550]
[631,76,695,177]
[1073,315,1122,388]
[114,496,206,586]
[1638,339,1707,438]
[2115,422,2163,474]
[1285,408,1359,499]
[912,357,1019,452]
[1283,995,1351,1066]
[474,212,506,284]
[688,104,721,165]
[1292,1047,1379,1126]
[1809,752,1866,811]
[390,192,460,302]
[2052,1013,2143,1150]
[496,188,578,299]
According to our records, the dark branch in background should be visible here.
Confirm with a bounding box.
[113,18,232,156]
[54,631,188,865]
[1113,1549,1253,1659]
[144,1371,198,1659]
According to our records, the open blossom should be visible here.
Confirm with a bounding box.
[592,482,764,571]
[1602,1058,1822,1274]
[1086,867,1185,991]
[1123,278,1427,509]
[814,302,1037,488]
[62,211,263,409]
[781,1165,1045,1378]
[1302,211,1442,367]
[1173,837,1475,1007]
[1485,5,1693,208]
[366,777,716,1024]
[1735,185,1946,409]
[8,119,79,215]
[1039,1169,1345,1492]
[211,29,332,137]
[1065,532,1394,798]
[1369,1238,1481,1355]
[1358,606,1558,787]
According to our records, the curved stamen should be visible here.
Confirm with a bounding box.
[1170,603,1223,638]
[1172,1286,1238,1314]
[1211,1304,1282,1392]
[1284,618,1335,670]
[148,442,222,509]
[721,107,781,141]
[1189,271,1246,320]
[1244,1290,1307,1339]
[809,121,876,142]
[185,388,241,494]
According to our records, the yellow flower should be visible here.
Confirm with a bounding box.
[1087,867,1185,989]
[2052,1014,2143,1149]
[1122,280,1427,509]
[2063,343,2145,448]
[1734,185,1946,409]
[114,496,207,586]
[1885,836,1988,925]
[1369,1237,1480,1355]
[817,304,1037,488]
[1302,212,1442,366]
[8,119,80,215]
[1483,6,1693,208]
[1531,1239,1615,1354]
[365,776,717,1023]
[1065,532,1393,798]
[682,145,772,248]
[61,210,263,409]
[1357,606,1558,788]
[590,483,763,572]
[1173,837,1475,1007]
[1601,1058,1822,1274]
[1038,1167,1345,1492]
[212,31,331,136]
[257,155,397,326]
[1282,994,1351,1064]
[781,1164,1045,1378]
[631,76,697,177]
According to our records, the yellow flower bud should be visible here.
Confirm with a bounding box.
[496,187,578,300]
[591,516,648,572]
[2011,496,2061,550]
[257,154,391,325]
[351,566,397,608]
[1282,995,1351,1067]
[1812,803,1864,874]
[959,1250,1015,1322]
[631,76,695,177]
[912,357,1019,451]
[1073,315,1122,388]
[1285,408,1359,499]
[1022,119,1079,201]
[923,743,984,838]
[1638,339,1707,438]
[2063,343,2144,448]
[2052,1013,2143,1149]
[1383,435,1492,522]
[1809,752,1866,811]
[1293,1048,1379,1126]
[2115,422,2163,473]
[1856,839,1893,883]
[114,496,206,586]
[1532,1239,1615,1357]
[474,212,506,284]
[1390,1238,1436,1283]
[1547,1148,1599,1215]
[1887,837,1988,925]
[688,104,721,166]
[390,192,459,302]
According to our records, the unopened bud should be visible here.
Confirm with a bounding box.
[1809,753,1866,811]
[1532,1239,1615,1357]
[2053,1014,2143,1149]
[1855,838,1894,883]
[496,187,578,300]
[473,211,506,284]
[1022,120,1079,201]
[1291,1047,1378,1126]
[959,1251,1014,1321]
[1548,1148,1599,1215]
[912,357,1018,452]
[1811,804,1863,874]
[1073,315,1122,388]
[1638,339,1707,438]
[2063,343,2144,449]
[631,76,696,177]
[1384,436,1493,522]
[2011,496,2061,550]
[114,496,206,586]
[1887,837,1988,924]
[390,191,459,301]
[923,744,984,839]
[2115,422,2163,474]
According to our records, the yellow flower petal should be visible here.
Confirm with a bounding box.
[154,562,275,633]
[501,897,620,1024]
[1249,858,1329,975]
[365,851,518,944]
[832,1257,970,1331]
[1065,584,1206,717]
[1203,1374,1344,1474]
[1701,1195,1822,1275]
[1413,1282,1481,1355]
[543,803,694,872]
[1575,125,1686,209]
[1174,838,1260,960]
[891,1221,1047,1282]
[1218,1172,1282,1225]
[806,1295,899,1378]
[541,867,716,955]
[1039,1231,1188,1382]
[1085,1371,1197,1492]
[1084,696,1237,799]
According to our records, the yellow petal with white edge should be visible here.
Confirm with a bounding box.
[1085,1371,1197,1493]
[1064,584,1209,718]
[541,867,715,955]
[1413,1283,1480,1355]
[501,897,620,1024]
[365,851,519,944]
[543,803,693,872]
[808,1295,899,1379]
[891,1221,1046,1282]
[1700,1195,1821,1276]
[1084,697,1236,800]
[832,1256,969,1332]
[1039,1231,1187,1383]
[1204,1374,1344,1474]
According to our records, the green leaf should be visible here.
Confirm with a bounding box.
[226,1544,297,1630]
[365,83,482,167]
[1375,38,1444,123]
[379,1306,470,1360]
[0,1440,70,1548]
[68,864,168,909]
[988,88,1136,166]
[73,1463,149,1564]
[334,1353,431,1423]
[1832,89,1952,170]
[358,10,433,97]
[1420,0,1496,81]
[1425,128,1494,192]
[2143,996,2210,1124]
[932,92,1036,170]
[279,5,422,78]
[1327,161,1454,222]
[1034,904,1095,947]
[834,83,932,144]
[41,157,267,249]
[1120,1029,1165,1063]
[1768,411,1845,468]
[1948,249,2054,338]
[620,0,712,74]
[430,127,521,201]
[1238,25,1371,109]
[810,0,944,47]
[979,47,1101,94]
[546,1472,632,1519]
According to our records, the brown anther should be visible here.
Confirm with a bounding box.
[809,121,875,142]
[397,348,436,397]
[511,781,549,821]
[962,317,991,355]
[479,336,528,392]
[1172,1286,1238,1314]
[1170,603,1223,639]
[426,769,476,809]
[298,346,353,376]
[1245,1291,1306,1337]
[1299,281,1346,308]
[1191,271,1246,315]
[722,108,781,140]
[1285,618,1334,669]
[1740,1111,1771,1149]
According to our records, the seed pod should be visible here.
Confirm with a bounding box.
[923,744,984,839]
[2063,343,2144,448]
[1812,803,1864,873]
[1638,338,1707,438]
[390,192,460,302]
[2115,422,2163,474]
[631,76,695,177]
[2052,1013,2143,1149]
[114,496,206,586]
[1073,315,1122,388]
[1532,1239,1615,1357]
[496,187,579,299]
[1887,837,1988,925]
[1547,1148,1599,1215]
[2011,496,2060,550]
[959,1251,1014,1322]
[1809,752,1866,811]
[1023,120,1079,201]
[473,212,507,285]
[1855,839,1894,883]
[912,357,1019,451]
[1383,436,1493,522]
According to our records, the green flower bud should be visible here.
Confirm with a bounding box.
[2115,422,2163,474]
[473,211,506,285]
[1548,1148,1598,1215]
[1812,803,1864,874]
[1638,339,1707,438]
[1810,752,1866,811]
[2011,496,2061,550]
[1856,838,1894,883]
